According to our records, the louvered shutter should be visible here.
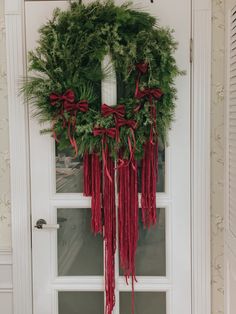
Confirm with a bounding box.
[225,4,236,314]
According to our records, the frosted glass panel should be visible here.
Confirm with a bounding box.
[120,208,166,276]
[57,208,103,276]
[59,292,104,314]
[120,292,166,314]
[56,145,83,193]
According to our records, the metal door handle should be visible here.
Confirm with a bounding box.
[34,219,60,230]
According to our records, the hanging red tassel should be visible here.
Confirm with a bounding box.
[118,158,139,314]
[141,139,158,228]
[83,153,92,196]
[91,152,102,234]
[103,155,116,314]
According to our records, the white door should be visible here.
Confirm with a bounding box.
[25,1,191,314]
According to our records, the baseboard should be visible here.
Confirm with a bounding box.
[0,248,13,314]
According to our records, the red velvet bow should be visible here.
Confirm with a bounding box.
[135,88,162,144]
[136,62,149,74]
[50,89,75,106]
[116,117,137,130]
[64,100,89,112]
[101,104,125,118]
[135,87,163,102]
[49,89,88,158]
[93,127,116,138]
[93,127,116,182]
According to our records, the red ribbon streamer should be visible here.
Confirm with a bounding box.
[116,118,137,169]
[91,153,102,234]
[50,90,89,157]
[103,156,116,314]
[135,62,149,98]
[65,100,89,157]
[141,140,158,227]
[118,157,138,314]
[93,128,116,182]
[83,153,92,197]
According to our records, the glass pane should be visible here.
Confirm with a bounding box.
[120,208,166,276]
[59,292,104,314]
[56,145,83,193]
[57,208,103,276]
[138,144,165,193]
[120,292,166,314]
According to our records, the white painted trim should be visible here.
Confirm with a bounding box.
[5,1,33,314]
[0,248,13,265]
[191,2,211,314]
[5,1,211,314]
[0,248,13,314]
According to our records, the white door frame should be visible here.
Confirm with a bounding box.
[4,1,211,314]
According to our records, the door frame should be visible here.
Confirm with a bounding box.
[4,1,211,314]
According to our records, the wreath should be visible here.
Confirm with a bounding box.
[23,1,181,313]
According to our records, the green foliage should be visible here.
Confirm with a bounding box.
[22,0,182,160]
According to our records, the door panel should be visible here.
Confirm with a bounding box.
[25,1,191,314]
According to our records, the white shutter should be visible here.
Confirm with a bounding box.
[225,3,236,314]
[229,7,236,239]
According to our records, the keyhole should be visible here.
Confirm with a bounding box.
[150,0,154,2]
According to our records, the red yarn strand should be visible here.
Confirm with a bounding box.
[141,140,158,228]
[118,159,139,314]
[91,152,103,234]
[83,153,92,196]
[103,154,116,314]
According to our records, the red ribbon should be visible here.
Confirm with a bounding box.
[135,88,162,142]
[115,118,137,170]
[64,100,89,113]
[134,64,163,144]
[135,62,149,97]
[67,117,78,157]
[136,62,149,74]
[93,127,116,182]
[50,89,75,106]
[116,117,137,130]
[93,127,116,139]
[101,103,125,118]
[50,90,89,157]
[135,87,163,103]
[66,100,89,157]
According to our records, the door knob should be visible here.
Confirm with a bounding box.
[34,219,60,230]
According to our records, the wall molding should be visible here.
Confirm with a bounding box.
[191,4,211,314]
[0,248,13,314]
[5,1,32,314]
[0,248,12,265]
[5,1,211,314]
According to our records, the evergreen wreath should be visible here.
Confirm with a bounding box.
[22,1,182,313]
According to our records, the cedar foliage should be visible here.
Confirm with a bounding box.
[22,0,182,159]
